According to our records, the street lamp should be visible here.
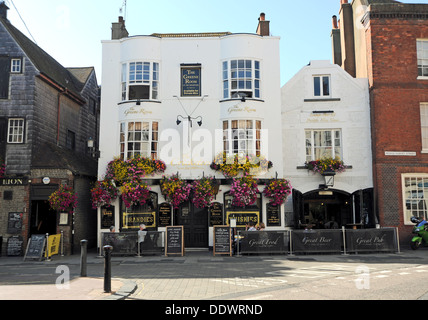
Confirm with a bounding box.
[176,115,203,127]
[321,168,336,188]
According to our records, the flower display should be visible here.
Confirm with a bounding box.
[229,174,259,207]
[90,180,118,209]
[263,179,292,206]
[210,153,273,178]
[104,156,166,186]
[192,176,219,208]
[306,157,345,174]
[120,180,151,208]
[160,174,192,209]
[0,158,5,178]
[48,185,78,213]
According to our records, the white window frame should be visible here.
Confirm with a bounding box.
[420,103,428,152]
[305,129,342,162]
[417,39,428,79]
[223,119,262,156]
[402,173,428,225]
[120,121,159,160]
[313,75,331,97]
[10,58,22,73]
[121,61,160,101]
[222,59,261,100]
[7,118,25,143]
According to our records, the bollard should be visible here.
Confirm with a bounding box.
[103,245,113,293]
[80,240,88,277]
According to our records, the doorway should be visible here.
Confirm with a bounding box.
[30,200,57,235]
[175,201,208,248]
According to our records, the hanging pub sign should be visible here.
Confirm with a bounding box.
[181,64,201,97]
[226,211,260,228]
[158,202,172,227]
[209,202,223,226]
[122,211,156,230]
[266,204,281,227]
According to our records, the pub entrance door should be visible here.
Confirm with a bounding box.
[175,201,208,248]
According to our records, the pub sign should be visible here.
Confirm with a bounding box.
[181,65,201,97]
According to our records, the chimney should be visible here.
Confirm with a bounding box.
[256,13,270,36]
[0,1,9,20]
[111,16,129,40]
[332,15,339,29]
[331,16,342,66]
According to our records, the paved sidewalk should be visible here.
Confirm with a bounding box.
[0,248,427,300]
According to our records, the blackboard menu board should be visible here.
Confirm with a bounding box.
[24,234,46,261]
[7,236,23,256]
[266,204,281,227]
[158,203,172,227]
[7,212,23,234]
[209,202,223,226]
[165,226,184,256]
[213,226,231,256]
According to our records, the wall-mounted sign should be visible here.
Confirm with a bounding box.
[122,211,156,230]
[101,207,115,229]
[0,177,28,186]
[266,204,281,227]
[209,202,223,226]
[158,202,172,227]
[385,151,416,156]
[181,65,201,97]
[226,211,259,228]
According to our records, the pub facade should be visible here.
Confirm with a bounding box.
[97,14,286,250]
[281,60,374,231]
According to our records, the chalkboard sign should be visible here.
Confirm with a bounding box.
[7,212,23,234]
[165,226,184,256]
[213,226,231,256]
[24,234,46,261]
[7,236,23,256]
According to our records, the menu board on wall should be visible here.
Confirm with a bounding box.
[101,207,115,229]
[266,204,281,227]
[158,202,172,227]
[7,212,23,234]
[209,202,223,226]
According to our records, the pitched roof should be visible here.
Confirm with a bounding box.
[0,16,90,101]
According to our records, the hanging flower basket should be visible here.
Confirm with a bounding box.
[120,180,151,208]
[48,185,78,213]
[229,174,259,207]
[263,178,292,207]
[90,179,118,209]
[192,176,219,208]
[306,157,345,175]
[160,174,192,209]
[210,153,273,178]
[0,158,5,178]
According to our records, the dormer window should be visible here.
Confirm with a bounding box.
[313,75,330,97]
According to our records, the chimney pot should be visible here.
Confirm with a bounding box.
[256,13,270,36]
[332,15,339,29]
[0,1,9,20]
[259,13,265,21]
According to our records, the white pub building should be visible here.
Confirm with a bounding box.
[97,14,285,250]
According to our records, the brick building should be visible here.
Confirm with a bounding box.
[332,0,428,242]
[0,2,99,255]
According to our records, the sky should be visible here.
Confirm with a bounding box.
[4,0,428,86]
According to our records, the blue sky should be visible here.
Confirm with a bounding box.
[4,0,428,86]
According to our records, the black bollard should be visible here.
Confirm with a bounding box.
[80,240,88,277]
[103,245,113,293]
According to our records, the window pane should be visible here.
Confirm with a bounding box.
[323,76,330,96]
[314,77,321,96]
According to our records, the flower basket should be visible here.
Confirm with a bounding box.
[90,179,118,209]
[160,174,192,209]
[306,157,345,175]
[48,185,78,213]
[105,156,166,187]
[192,176,219,208]
[120,180,151,208]
[229,174,259,207]
[210,153,272,178]
[0,159,5,178]
[263,178,292,207]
